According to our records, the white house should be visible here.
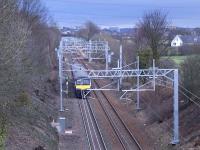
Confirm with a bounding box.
[171,35,183,47]
[171,35,200,47]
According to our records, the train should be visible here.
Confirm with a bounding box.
[71,63,91,98]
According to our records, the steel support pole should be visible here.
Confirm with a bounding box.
[153,59,156,90]
[136,56,141,110]
[171,69,179,144]
[117,59,120,91]
[120,45,122,85]
[89,40,92,62]
[59,47,64,112]
[105,42,108,71]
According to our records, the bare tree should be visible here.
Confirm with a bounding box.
[19,0,48,30]
[136,10,168,62]
[78,21,100,41]
[0,0,30,99]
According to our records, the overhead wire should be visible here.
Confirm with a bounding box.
[156,78,200,108]
[179,85,200,101]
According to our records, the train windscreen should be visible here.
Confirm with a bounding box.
[83,79,90,85]
[76,79,90,85]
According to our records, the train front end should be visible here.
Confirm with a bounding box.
[72,63,91,98]
[75,78,91,98]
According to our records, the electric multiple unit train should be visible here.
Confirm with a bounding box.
[71,63,91,98]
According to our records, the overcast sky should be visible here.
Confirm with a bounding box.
[42,0,200,28]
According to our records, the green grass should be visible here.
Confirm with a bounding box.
[0,133,6,150]
[161,55,196,65]
[169,56,187,64]
[0,123,7,150]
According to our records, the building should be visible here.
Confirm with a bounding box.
[171,35,200,47]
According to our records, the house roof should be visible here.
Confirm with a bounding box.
[178,35,200,44]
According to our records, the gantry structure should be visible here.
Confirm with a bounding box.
[61,37,110,65]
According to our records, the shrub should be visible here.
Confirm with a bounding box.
[158,58,176,68]
[181,55,200,98]
[15,91,31,107]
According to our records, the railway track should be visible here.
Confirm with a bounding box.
[79,59,143,150]
[93,82,142,150]
[70,56,106,150]
[78,93,107,150]
[87,90,127,149]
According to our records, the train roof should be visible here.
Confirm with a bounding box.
[71,63,88,79]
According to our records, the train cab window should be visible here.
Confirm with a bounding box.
[83,79,90,85]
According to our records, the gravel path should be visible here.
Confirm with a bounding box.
[59,98,89,150]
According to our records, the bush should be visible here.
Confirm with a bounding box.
[15,91,31,107]
[178,45,200,56]
[0,127,6,150]
[181,55,200,98]
[142,86,173,124]
[158,58,176,68]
